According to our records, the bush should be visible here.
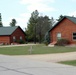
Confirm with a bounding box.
[17,40,25,44]
[44,32,50,44]
[56,38,69,46]
[43,41,49,46]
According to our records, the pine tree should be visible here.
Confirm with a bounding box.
[0,13,3,27]
[10,19,17,26]
[26,10,39,43]
[56,15,64,21]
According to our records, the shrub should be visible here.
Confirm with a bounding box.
[44,32,50,44]
[56,38,69,46]
[43,40,49,46]
[17,40,25,44]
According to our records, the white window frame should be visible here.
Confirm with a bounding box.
[13,36,16,40]
[57,33,61,39]
[13,36,16,42]
[20,36,22,40]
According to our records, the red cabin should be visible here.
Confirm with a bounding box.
[0,26,25,44]
[49,16,76,44]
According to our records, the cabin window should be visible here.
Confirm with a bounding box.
[13,36,16,39]
[57,33,61,39]
[13,36,16,42]
[20,36,22,40]
[73,33,76,40]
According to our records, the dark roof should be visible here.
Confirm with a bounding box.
[0,26,19,35]
[66,16,76,24]
[49,16,76,32]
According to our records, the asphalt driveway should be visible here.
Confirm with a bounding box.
[0,55,76,75]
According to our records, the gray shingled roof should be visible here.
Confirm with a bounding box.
[66,16,76,24]
[0,26,18,35]
[49,16,76,32]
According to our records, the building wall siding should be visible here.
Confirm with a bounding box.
[50,18,76,44]
[0,36,10,44]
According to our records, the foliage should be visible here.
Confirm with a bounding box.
[56,38,69,46]
[26,10,55,43]
[44,32,50,45]
[43,40,49,46]
[26,10,39,43]
[36,16,51,43]
[10,19,17,26]
[50,17,56,26]
[0,22,3,27]
[0,13,3,27]
[56,15,64,22]
[17,39,25,44]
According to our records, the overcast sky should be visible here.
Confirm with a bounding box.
[0,0,76,30]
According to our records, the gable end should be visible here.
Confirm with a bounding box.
[49,16,76,32]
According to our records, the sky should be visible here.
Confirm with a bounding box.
[0,0,76,30]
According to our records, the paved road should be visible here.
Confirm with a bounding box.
[0,55,76,75]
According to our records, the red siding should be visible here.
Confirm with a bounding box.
[0,36,10,44]
[50,18,76,44]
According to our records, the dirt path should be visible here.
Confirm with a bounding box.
[0,44,37,48]
[16,52,76,62]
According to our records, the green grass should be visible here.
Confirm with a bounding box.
[0,44,76,55]
[59,60,76,66]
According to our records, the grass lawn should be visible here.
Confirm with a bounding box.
[59,60,76,66]
[0,44,76,55]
